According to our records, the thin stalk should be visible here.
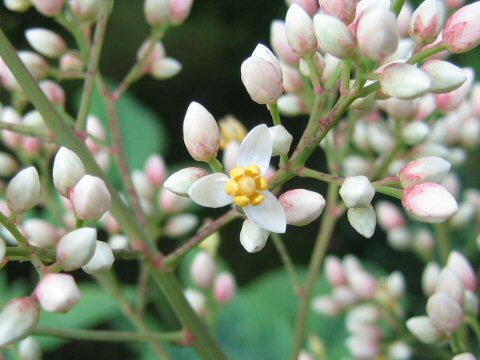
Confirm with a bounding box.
[297,167,343,186]
[207,158,224,173]
[137,264,150,318]
[0,122,50,140]
[34,326,184,343]
[269,103,282,126]
[271,233,301,292]
[305,55,321,92]
[408,43,447,65]
[373,184,403,199]
[435,223,451,264]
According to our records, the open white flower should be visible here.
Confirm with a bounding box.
[189,124,286,233]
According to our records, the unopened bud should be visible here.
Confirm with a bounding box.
[164,214,198,237]
[270,20,300,65]
[132,170,154,200]
[339,175,375,208]
[388,340,412,360]
[108,234,129,251]
[375,201,406,231]
[347,206,376,238]
[18,337,42,360]
[409,0,443,45]
[399,157,451,188]
[436,67,474,112]
[170,0,193,25]
[313,13,356,58]
[435,268,465,306]
[240,220,269,253]
[402,121,430,145]
[345,335,379,359]
[324,255,348,287]
[164,167,208,197]
[214,272,236,304]
[422,60,466,93]
[447,251,477,291]
[422,262,441,296]
[269,125,293,156]
[406,316,442,343]
[60,51,83,73]
[70,175,111,220]
[277,94,305,116]
[320,0,357,24]
[285,4,317,56]
[0,297,40,347]
[151,57,182,79]
[464,290,479,316]
[23,219,58,248]
[70,0,102,21]
[453,354,477,360]
[85,115,106,154]
[80,241,114,274]
[159,187,191,212]
[56,227,97,271]
[190,251,217,289]
[286,0,319,16]
[279,189,325,226]
[426,292,463,333]
[387,227,411,250]
[53,147,86,198]
[144,154,167,187]
[7,167,41,214]
[381,63,431,100]
[35,273,80,313]
[0,152,19,177]
[4,0,31,11]
[443,2,480,53]
[144,0,171,26]
[25,28,66,58]
[184,288,206,316]
[31,0,64,16]
[348,269,377,300]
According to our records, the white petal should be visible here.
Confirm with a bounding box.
[237,124,272,173]
[347,206,376,238]
[188,173,232,208]
[244,191,286,233]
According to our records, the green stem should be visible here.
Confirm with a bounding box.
[34,326,184,343]
[55,15,89,60]
[271,233,301,292]
[305,55,322,92]
[269,103,282,126]
[465,316,480,343]
[408,43,448,65]
[391,0,406,15]
[75,0,112,132]
[207,158,224,173]
[373,184,403,199]
[291,183,340,360]
[0,122,50,140]
[297,167,343,186]
[435,223,451,265]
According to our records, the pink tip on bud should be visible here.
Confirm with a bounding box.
[399,156,451,188]
[313,13,356,59]
[286,0,318,17]
[34,273,80,313]
[164,167,208,197]
[56,227,97,271]
[60,51,83,73]
[324,255,348,287]
[447,251,477,291]
[279,189,326,226]
[190,251,217,289]
[320,0,357,24]
[31,0,64,16]
[70,175,111,220]
[402,183,458,223]
[426,293,464,333]
[7,167,41,214]
[0,297,40,347]
[409,0,444,45]
[285,4,317,56]
[443,2,480,53]
[214,272,236,304]
[39,80,65,107]
[170,0,193,25]
[270,21,300,65]
[375,200,406,231]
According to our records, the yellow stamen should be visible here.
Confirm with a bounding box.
[225,180,238,196]
[250,192,264,206]
[256,176,269,191]
[225,164,269,207]
[245,165,261,177]
[234,195,250,207]
[230,167,243,180]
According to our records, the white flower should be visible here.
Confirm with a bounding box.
[189,124,286,233]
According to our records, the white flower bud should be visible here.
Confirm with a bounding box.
[53,147,86,198]
[184,288,206,316]
[164,214,198,237]
[311,296,342,316]
[386,227,411,250]
[4,0,31,11]
[277,94,305,116]
[82,241,114,274]
[375,201,406,231]
[35,273,80,313]
[381,63,431,99]
[422,60,466,93]
[377,97,420,121]
[0,297,40,347]
[23,219,58,248]
[131,170,154,200]
[70,175,111,220]
[214,272,236,304]
[435,268,465,306]
[285,4,317,56]
[313,13,356,58]
[108,234,129,251]
[279,189,325,226]
[70,0,102,20]
[268,125,293,156]
[422,262,441,296]
[240,220,270,253]
[399,157,451,188]
[339,176,375,208]
[402,121,430,146]
[39,80,65,107]
[347,269,377,300]
[332,286,357,307]
[151,57,182,79]
[190,251,217,289]
[56,227,97,271]
[25,28,66,58]
[7,167,41,214]
[345,335,379,359]
[426,293,463,333]
[348,206,376,238]
[320,0,357,24]
[270,20,300,65]
[60,51,83,73]
[183,102,221,162]
[452,354,477,360]
[436,67,474,112]
[0,152,19,177]
[324,255,348,286]
[159,187,191,213]
[18,337,42,360]
[464,290,479,316]
[30,0,64,16]
[388,340,412,360]
[347,303,380,325]
[409,0,443,45]
[144,0,171,26]
[164,167,208,197]
[144,154,167,187]
[406,316,442,344]
[447,251,477,291]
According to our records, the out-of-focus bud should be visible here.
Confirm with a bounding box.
[69,0,101,21]
[214,272,236,304]
[183,102,221,162]
[375,201,406,231]
[356,8,399,61]
[387,340,412,360]
[56,227,97,271]
[320,0,357,24]
[23,219,58,248]
[286,0,318,16]
[82,241,114,274]
[385,271,406,299]
[387,227,411,250]
[164,214,198,237]
[1,107,22,149]
[85,115,106,154]
[347,269,378,300]
[4,0,31,11]
[377,97,420,121]
[402,121,430,145]
[144,154,167,187]
[222,141,240,174]
[70,175,111,220]
[447,251,477,291]
[53,147,86,198]
[184,288,206,316]
[164,167,208,197]
[406,316,442,343]
[39,80,65,107]
[460,119,480,149]
[279,189,325,226]
[144,0,171,26]
[347,206,376,238]
[452,354,477,360]
[426,293,463,333]
[345,335,379,359]
[332,286,357,307]
[219,115,247,148]
[381,63,431,99]
[409,0,443,45]
[269,125,293,156]
[31,0,64,16]
[339,176,375,208]
[241,45,284,104]
[7,167,40,214]
[108,234,129,251]
[0,297,40,347]
[158,187,191,212]
[190,251,216,289]
[277,94,305,116]
[0,152,19,177]
[397,2,413,37]
[399,157,451,188]
[240,220,269,253]
[436,67,474,112]
[313,13,356,58]
[131,170,154,200]
[367,121,395,154]
[342,155,371,177]
[311,296,342,316]
[402,183,458,223]
[170,0,193,25]
[19,51,49,80]
[34,273,80,313]
[25,28,66,58]
[151,57,182,79]
[60,51,83,73]
[324,255,348,287]
[422,262,441,296]
[443,2,480,53]
[435,268,465,305]
[18,337,42,360]
[270,20,300,65]
[285,4,317,56]
[421,60,466,93]
[464,290,479,316]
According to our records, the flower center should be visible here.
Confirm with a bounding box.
[225,165,269,207]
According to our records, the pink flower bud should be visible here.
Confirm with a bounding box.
[447,251,477,291]
[18,51,49,80]
[183,102,221,161]
[0,297,40,347]
[285,4,317,56]
[70,175,111,220]
[409,0,443,45]
[339,176,375,208]
[144,154,167,187]
[426,293,463,333]
[436,67,474,112]
[214,272,236,304]
[4,0,31,12]
[164,214,198,237]
[332,286,357,307]
[375,201,406,231]
[31,0,64,16]
[312,296,342,316]
[241,45,284,104]
[70,0,101,21]
[82,241,114,274]
[170,0,193,25]
[347,269,377,300]
[345,335,379,359]
[158,187,191,212]
[443,2,480,53]
[39,80,65,108]
[60,51,83,73]
[7,167,40,214]
[356,8,399,60]
[164,167,208,197]
[0,107,22,149]
[286,0,318,16]
[406,316,443,343]
[23,219,58,248]
[18,337,42,360]
[399,157,451,188]
[56,228,97,271]
[435,268,465,306]
[53,147,86,198]
[422,60,466,94]
[347,206,376,238]
[184,288,206,316]
[85,115,106,154]
[190,251,217,289]
[381,63,431,99]
[270,21,300,65]
[35,273,80,313]
[25,28,66,58]
[279,189,325,226]
[150,57,182,79]
[281,63,304,93]
[453,354,477,360]
[402,183,458,223]
[144,0,171,26]
[320,0,357,24]
[313,13,356,59]
[240,220,269,253]
[324,255,348,287]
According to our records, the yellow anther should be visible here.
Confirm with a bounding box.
[245,165,261,177]
[230,167,244,180]
[256,176,269,191]
[237,176,256,197]
[234,195,250,207]
[250,192,264,206]
[226,180,238,196]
